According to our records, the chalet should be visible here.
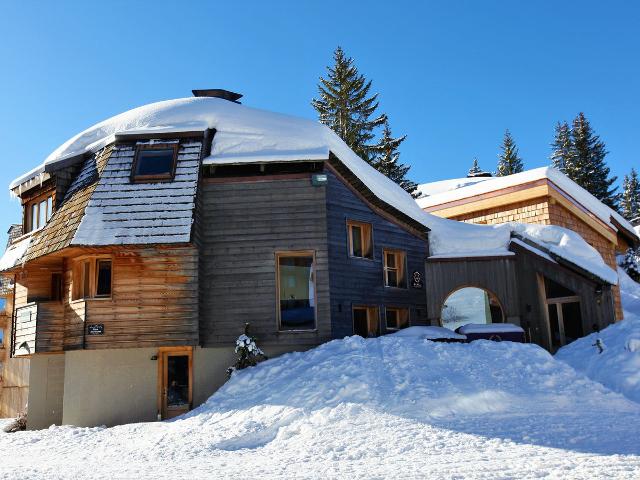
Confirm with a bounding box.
[417,169,640,322]
[0,91,623,429]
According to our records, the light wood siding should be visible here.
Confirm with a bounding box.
[199,175,331,347]
[326,170,429,338]
[424,257,520,325]
[80,246,199,349]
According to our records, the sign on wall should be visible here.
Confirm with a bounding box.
[411,271,424,289]
[87,324,104,335]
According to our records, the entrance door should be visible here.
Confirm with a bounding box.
[353,306,379,337]
[546,301,583,352]
[159,348,193,419]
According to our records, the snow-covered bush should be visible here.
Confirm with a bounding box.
[619,248,640,283]
[227,323,266,379]
[3,413,27,433]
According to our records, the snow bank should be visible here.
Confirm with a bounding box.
[512,223,618,284]
[556,268,640,404]
[2,335,640,478]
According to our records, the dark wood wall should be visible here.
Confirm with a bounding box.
[424,256,521,324]
[198,174,332,348]
[511,242,615,350]
[325,170,429,338]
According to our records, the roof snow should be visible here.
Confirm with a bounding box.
[417,167,637,239]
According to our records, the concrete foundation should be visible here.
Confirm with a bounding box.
[27,354,65,430]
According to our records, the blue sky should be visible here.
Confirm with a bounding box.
[0,1,638,245]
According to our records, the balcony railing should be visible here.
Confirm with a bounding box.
[11,303,37,356]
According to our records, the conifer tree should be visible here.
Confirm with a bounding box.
[569,112,618,209]
[550,121,573,174]
[312,47,385,163]
[496,129,524,176]
[468,158,484,176]
[620,168,640,221]
[371,117,418,197]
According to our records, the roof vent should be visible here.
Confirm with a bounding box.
[192,89,243,103]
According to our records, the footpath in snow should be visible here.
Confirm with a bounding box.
[1,330,640,479]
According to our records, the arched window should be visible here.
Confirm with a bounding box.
[441,287,504,331]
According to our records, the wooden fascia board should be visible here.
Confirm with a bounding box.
[545,182,618,245]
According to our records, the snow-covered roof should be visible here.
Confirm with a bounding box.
[0,236,31,271]
[417,167,637,240]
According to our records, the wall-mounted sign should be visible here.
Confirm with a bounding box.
[411,271,424,289]
[88,324,104,335]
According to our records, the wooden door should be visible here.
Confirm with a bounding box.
[158,347,193,420]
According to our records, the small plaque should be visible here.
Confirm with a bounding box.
[411,271,424,289]
[88,324,104,335]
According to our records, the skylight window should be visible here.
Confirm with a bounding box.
[131,146,178,182]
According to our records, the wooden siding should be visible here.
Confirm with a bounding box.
[424,257,520,325]
[23,146,112,263]
[511,242,615,350]
[326,170,429,338]
[199,175,331,347]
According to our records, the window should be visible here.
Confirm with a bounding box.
[25,193,54,233]
[0,328,4,348]
[131,146,178,182]
[353,306,379,337]
[383,250,407,288]
[441,287,504,331]
[347,221,373,259]
[277,252,316,331]
[385,307,409,331]
[73,258,112,300]
[96,259,112,297]
[51,273,63,302]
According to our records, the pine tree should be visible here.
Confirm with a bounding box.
[468,158,484,176]
[620,168,640,221]
[550,121,573,174]
[371,117,418,196]
[496,129,524,176]
[312,47,385,163]
[569,113,618,209]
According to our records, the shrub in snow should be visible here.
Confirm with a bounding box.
[3,413,27,433]
[619,248,640,283]
[227,323,266,379]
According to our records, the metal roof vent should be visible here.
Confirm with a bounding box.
[192,89,243,103]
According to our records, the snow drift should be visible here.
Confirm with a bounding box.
[2,335,640,479]
[556,268,640,403]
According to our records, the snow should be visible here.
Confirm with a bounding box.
[0,235,31,271]
[2,333,640,478]
[417,176,490,197]
[457,323,525,334]
[391,325,466,340]
[417,167,637,238]
[556,268,640,404]
[511,223,618,284]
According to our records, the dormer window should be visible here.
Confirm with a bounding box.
[25,193,53,233]
[131,145,178,182]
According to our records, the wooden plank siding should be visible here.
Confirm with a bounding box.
[198,175,331,347]
[325,170,429,337]
[424,257,520,325]
[510,242,615,350]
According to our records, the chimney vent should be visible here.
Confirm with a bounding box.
[192,89,243,103]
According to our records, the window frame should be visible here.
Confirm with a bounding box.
[130,143,179,183]
[346,220,373,260]
[275,250,317,332]
[383,249,407,289]
[24,190,54,234]
[72,256,113,301]
[352,305,380,337]
[385,306,410,331]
